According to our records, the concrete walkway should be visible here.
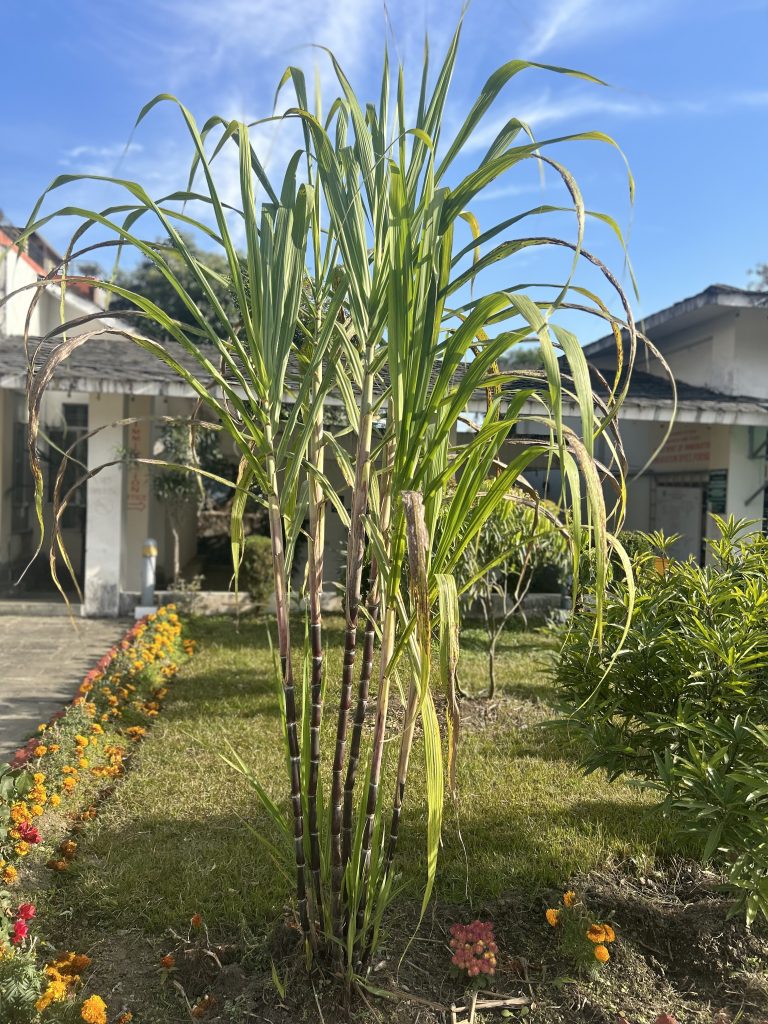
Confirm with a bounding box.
[0,616,128,761]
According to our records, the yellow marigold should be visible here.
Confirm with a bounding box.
[49,794,62,807]
[49,744,61,753]
[10,802,31,824]
[602,924,616,943]
[81,994,108,1024]
[79,758,90,769]
[33,772,46,784]
[31,804,44,817]
[587,924,606,944]
[3,865,18,884]
[34,745,48,757]
[545,908,560,927]
[75,735,89,748]
[593,944,610,963]
[563,890,576,908]
[14,841,30,857]
[36,979,68,1011]
[91,724,105,735]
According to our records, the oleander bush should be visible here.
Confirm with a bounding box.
[558,516,768,922]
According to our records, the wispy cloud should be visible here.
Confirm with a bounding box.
[464,85,768,153]
[517,0,678,58]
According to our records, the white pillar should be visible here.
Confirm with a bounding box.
[84,394,126,617]
[725,425,766,532]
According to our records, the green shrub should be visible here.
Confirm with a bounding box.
[240,534,273,607]
[557,516,768,923]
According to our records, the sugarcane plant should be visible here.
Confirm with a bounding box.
[8,17,639,985]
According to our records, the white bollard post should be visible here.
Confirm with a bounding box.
[135,538,159,619]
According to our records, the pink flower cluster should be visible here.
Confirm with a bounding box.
[10,902,35,945]
[449,920,498,977]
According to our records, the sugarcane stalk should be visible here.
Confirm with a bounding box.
[355,597,397,935]
[264,438,311,945]
[384,492,430,881]
[341,558,379,867]
[306,359,326,930]
[329,353,376,940]
[342,434,392,868]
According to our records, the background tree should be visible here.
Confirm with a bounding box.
[111,235,240,343]
[454,495,568,697]
[152,422,224,584]
[499,345,545,371]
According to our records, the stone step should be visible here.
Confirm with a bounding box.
[0,600,82,618]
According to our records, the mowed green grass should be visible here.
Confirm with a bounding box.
[57,615,666,937]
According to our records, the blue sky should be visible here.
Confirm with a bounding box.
[2,0,768,342]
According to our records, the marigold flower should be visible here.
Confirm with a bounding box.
[60,839,78,860]
[545,908,560,927]
[593,944,610,963]
[115,1014,134,1024]
[587,924,606,944]
[81,994,108,1024]
[160,953,175,970]
[602,924,616,943]
[563,890,576,908]
[50,794,62,807]
[3,865,18,884]
[36,978,68,1010]
[34,745,48,757]
[191,913,203,928]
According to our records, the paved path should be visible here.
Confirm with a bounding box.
[0,617,128,761]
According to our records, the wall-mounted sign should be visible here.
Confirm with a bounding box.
[656,425,711,469]
[126,420,149,512]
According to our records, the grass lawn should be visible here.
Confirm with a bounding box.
[35,615,768,1023]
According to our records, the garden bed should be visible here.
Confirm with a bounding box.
[10,615,765,1023]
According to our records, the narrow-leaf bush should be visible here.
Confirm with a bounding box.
[558,516,768,922]
[241,535,273,608]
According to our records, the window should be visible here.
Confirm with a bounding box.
[46,404,88,528]
[11,421,33,532]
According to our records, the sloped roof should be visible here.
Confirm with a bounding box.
[2,331,768,426]
[584,284,768,360]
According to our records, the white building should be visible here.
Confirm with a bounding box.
[584,285,768,561]
[0,227,198,615]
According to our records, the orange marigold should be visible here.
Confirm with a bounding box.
[545,908,560,927]
[81,994,108,1024]
[593,944,610,963]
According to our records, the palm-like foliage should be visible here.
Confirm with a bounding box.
[8,20,639,981]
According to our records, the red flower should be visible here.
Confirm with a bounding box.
[11,920,29,944]
[16,903,36,921]
[16,822,42,844]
